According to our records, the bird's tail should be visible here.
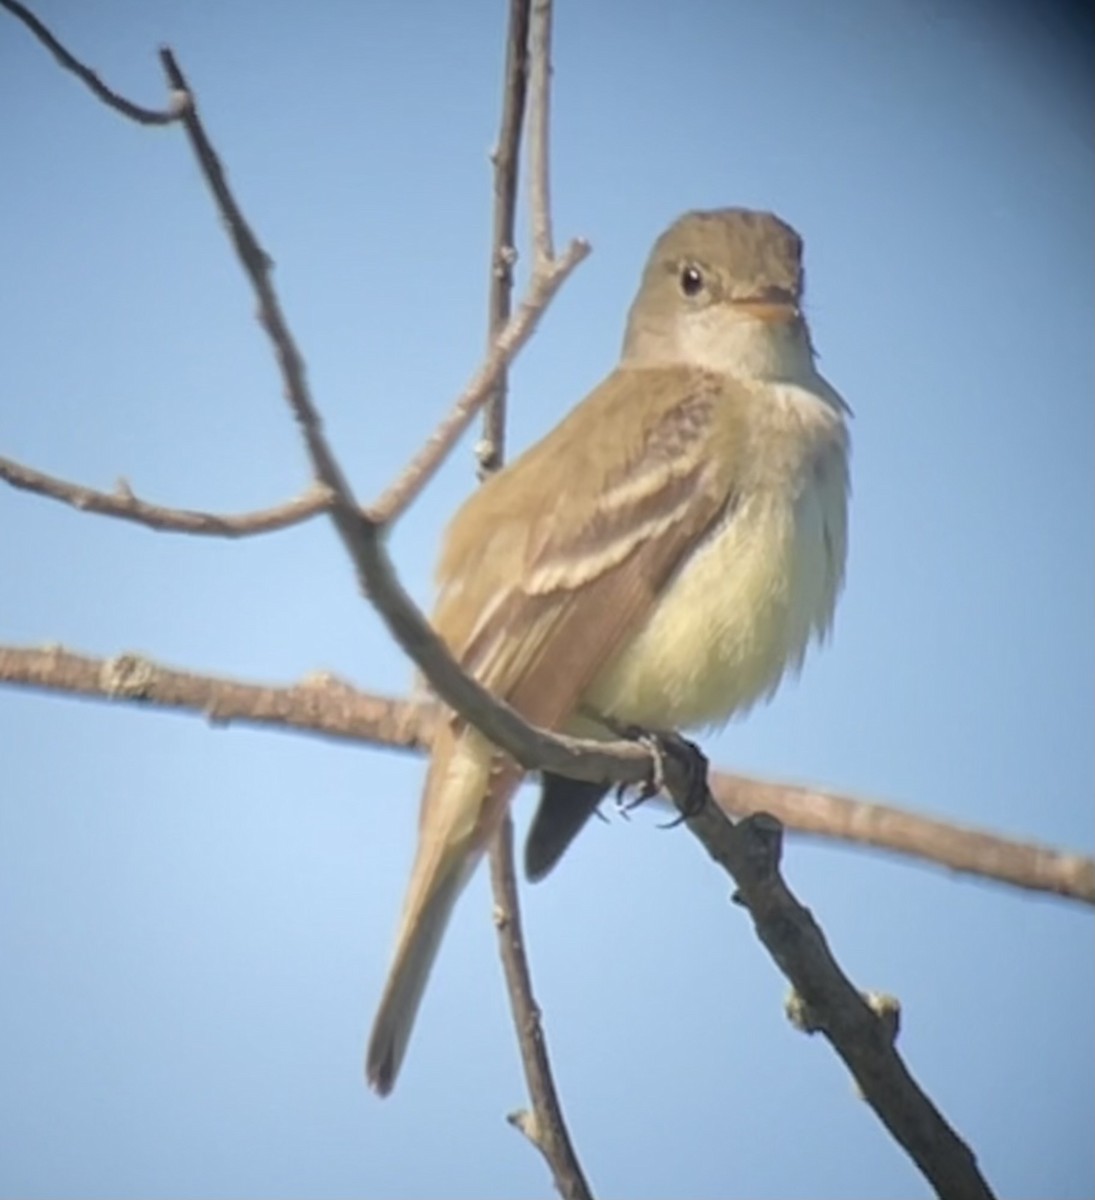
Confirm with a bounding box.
[365,847,472,1095]
[366,725,519,1095]
[525,773,608,881]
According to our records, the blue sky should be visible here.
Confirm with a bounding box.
[1,1,1091,1197]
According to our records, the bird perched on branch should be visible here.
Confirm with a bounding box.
[367,207,851,1095]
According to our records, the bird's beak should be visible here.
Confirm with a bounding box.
[730,297,801,324]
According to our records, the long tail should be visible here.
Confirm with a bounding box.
[365,848,473,1095]
[366,726,518,1095]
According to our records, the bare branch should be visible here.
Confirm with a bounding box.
[155,47,585,544]
[157,49,364,549]
[476,0,530,477]
[367,238,588,524]
[0,455,333,537]
[0,643,433,750]
[527,0,556,265]
[2,643,1090,907]
[710,773,1095,906]
[366,1,590,520]
[0,0,180,125]
[365,0,590,523]
[490,818,593,1200]
[669,771,995,1200]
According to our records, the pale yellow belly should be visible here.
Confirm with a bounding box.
[582,480,841,731]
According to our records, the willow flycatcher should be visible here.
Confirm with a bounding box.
[366,207,850,1094]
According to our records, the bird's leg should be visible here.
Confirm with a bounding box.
[574,708,709,823]
[599,725,709,825]
[614,727,667,812]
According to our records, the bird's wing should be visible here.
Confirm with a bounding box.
[435,365,745,747]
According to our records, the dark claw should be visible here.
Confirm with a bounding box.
[606,727,709,827]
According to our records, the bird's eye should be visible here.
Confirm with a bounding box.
[679,264,705,297]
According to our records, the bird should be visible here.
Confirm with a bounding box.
[366,207,851,1095]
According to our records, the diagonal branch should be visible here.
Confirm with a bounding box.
[367,238,587,525]
[670,778,995,1200]
[0,455,333,537]
[0,0,180,125]
[157,50,363,537]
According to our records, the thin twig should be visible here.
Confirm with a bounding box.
[526,0,556,265]
[157,50,364,544]
[477,0,530,477]
[368,0,590,525]
[490,819,593,1199]
[369,2,590,523]
[2,643,1090,907]
[367,239,588,525]
[156,51,463,751]
[669,776,996,1200]
[0,455,333,536]
[1,0,180,125]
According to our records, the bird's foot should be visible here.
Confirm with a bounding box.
[652,733,709,828]
[609,728,708,827]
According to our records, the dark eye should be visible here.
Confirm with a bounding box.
[679,264,705,297]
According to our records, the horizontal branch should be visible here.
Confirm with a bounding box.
[711,772,1095,906]
[1,0,180,125]
[0,643,430,748]
[0,455,333,537]
[2,642,1090,907]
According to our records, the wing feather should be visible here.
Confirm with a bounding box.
[433,366,743,734]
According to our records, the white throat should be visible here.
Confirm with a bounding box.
[624,306,820,386]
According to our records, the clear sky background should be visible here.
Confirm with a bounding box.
[1,1,1091,1197]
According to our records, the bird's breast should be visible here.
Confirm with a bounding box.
[584,398,848,731]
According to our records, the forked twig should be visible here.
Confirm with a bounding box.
[366,238,587,525]
[1,0,179,124]
[0,456,332,537]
